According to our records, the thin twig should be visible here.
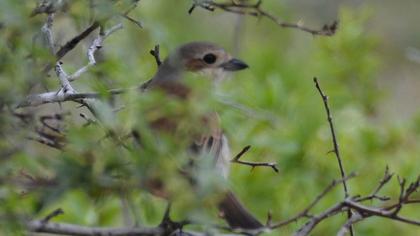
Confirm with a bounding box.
[313,77,349,196]
[270,173,356,229]
[313,77,354,236]
[190,1,338,36]
[27,220,163,236]
[41,208,64,224]
[231,145,279,172]
[356,166,393,202]
[150,44,162,66]
[68,23,123,81]
[43,21,100,73]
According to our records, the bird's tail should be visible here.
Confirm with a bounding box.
[219,191,263,229]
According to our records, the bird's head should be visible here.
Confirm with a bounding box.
[172,41,248,73]
[143,42,248,92]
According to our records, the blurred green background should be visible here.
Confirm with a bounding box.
[1,0,419,235]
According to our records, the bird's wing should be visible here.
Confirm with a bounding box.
[192,113,263,229]
[189,112,231,178]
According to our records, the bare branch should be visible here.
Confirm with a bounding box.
[190,1,338,36]
[55,62,75,94]
[231,145,279,172]
[121,15,143,29]
[270,173,356,229]
[27,220,163,236]
[68,23,123,81]
[150,44,162,66]
[120,0,143,28]
[337,213,364,236]
[41,208,64,224]
[17,87,130,108]
[43,21,100,73]
[344,199,420,226]
[356,166,393,202]
[42,0,140,73]
[313,77,353,235]
[19,23,126,108]
[294,202,346,236]
[314,77,349,197]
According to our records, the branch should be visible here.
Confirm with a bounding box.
[55,62,75,94]
[19,23,126,108]
[356,166,393,202]
[294,202,346,236]
[41,1,140,73]
[313,77,353,235]
[344,199,420,226]
[314,77,349,196]
[190,1,338,36]
[68,23,123,81]
[120,0,142,29]
[231,145,279,172]
[150,44,162,66]
[270,173,356,229]
[336,212,364,236]
[43,21,100,73]
[27,220,163,236]
[17,88,129,108]
[41,208,64,224]
[292,169,420,236]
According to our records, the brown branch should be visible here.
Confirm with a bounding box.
[120,0,143,28]
[270,173,356,229]
[292,167,420,236]
[344,199,420,226]
[190,1,337,36]
[337,213,364,236]
[150,44,162,66]
[313,77,354,235]
[231,145,279,172]
[27,220,163,236]
[356,166,393,202]
[294,202,347,236]
[314,77,349,196]
[41,208,64,224]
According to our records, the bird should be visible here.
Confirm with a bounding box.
[141,42,263,230]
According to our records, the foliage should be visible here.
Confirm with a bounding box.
[0,1,419,235]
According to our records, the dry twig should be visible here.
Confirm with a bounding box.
[231,145,279,173]
[189,0,338,36]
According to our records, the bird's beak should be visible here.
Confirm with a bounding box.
[220,58,249,71]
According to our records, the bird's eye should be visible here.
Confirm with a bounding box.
[203,53,217,64]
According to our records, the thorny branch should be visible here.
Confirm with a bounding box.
[42,21,100,73]
[41,0,139,73]
[269,173,357,229]
[292,170,420,236]
[356,166,393,202]
[313,77,354,235]
[189,0,338,36]
[68,23,123,81]
[18,23,124,108]
[231,145,279,173]
[313,77,350,198]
